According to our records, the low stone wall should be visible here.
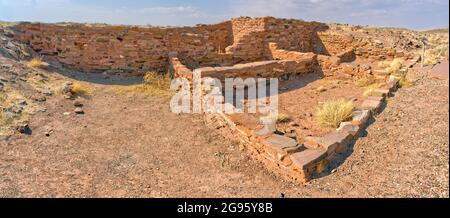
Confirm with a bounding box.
[204,64,409,183]
[169,56,193,80]
[12,17,329,75]
[197,58,316,81]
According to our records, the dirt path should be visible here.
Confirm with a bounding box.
[1,66,448,197]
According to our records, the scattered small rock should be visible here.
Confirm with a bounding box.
[31,94,46,102]
[288,122,299,127]
[73,100,83,107]
[74,107,84,114]
[304,112,313,117]
[62,82,73,94]
[17,99,27,106]
[16,123,30,134]
[317,86,327,92]
[8,105,23,114]
[274,130,285,136]
[40,88,53,96]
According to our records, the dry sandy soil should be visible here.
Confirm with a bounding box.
[0,61,448,198]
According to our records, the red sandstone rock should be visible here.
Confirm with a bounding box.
[360,99,383,112]
[290,149,327,171]
[317,131,353,155]
[352,110,371,127]
[262,134,300,160]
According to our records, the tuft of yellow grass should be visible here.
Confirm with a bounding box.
[72,82,93,98]
[398,69,413,88]
[275,113,293,123]
[389,59,403,72]
[27,58,46,68]
[113,72,173,97]
[354,75,375,87]
[316,99,354,128]
[261,112,292,124]
[377,61,391,69]
[378,59,403,75]
[424,44,449,65]
[363,84,381,97]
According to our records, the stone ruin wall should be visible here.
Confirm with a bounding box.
[12,17,360,76]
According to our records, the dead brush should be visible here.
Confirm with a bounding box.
[354,75,375,87]
[316,99,354,128]
[424,44,449,65]
[263,112,293,124]
[27,58,47,68]
[363,84,381,97]
[398,69,413,88]
[143,72,171,90]
[378,59,403,75]
[114,72,173,97]
[71,82,94,98]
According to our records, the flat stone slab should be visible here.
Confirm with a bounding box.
[317,131,353,154]
[290,149,327,170]
[263,134,298,150]
[374,88,390,97]
[431,61,449,80]
[337,122,360,136]
[352,110,371,126]
[360,99,383,112]
[367,96,384,102]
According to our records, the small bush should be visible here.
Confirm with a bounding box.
[276,113,293,123]
[398,69,413,88]
[0,110,5,124]
[316,99,354,128]
[143,72,171,90]
[363,84,381,97]
[389,59,403,72]
[262,112,292,124]
[27,58,46,68]
[72,82,93,98]
[114,72,173,97]
[377,61,391,69]
[424,44,449,65]
[354,75,375,87]
[378,59,403,75]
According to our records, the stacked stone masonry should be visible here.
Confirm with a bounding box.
[10,16,417,183]
[205,73,404,183]
[13,16,368,76]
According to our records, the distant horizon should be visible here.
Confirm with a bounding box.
[0,0,448,30]
[1,17,448,32]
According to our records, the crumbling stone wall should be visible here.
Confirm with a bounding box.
[13,17,331,75]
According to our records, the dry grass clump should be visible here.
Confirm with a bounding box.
[422,33,449,65]
[275,113,292,123]
[398,69,413,88]
[378,59,403,75]
[0,93,7,126]
[143,72,171,89]
[354,75,375,87]
[316,99,354,128]
[377,61,391,69]
[72,82,93,98]
[261,112,293,124]
[389,59,403,72]
[114,72,172,97]
[424,44,449,65]
[363,84,381,97]
[27,58,46,68]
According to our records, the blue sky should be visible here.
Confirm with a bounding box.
[0,0,448,30]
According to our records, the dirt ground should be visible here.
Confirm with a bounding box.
[1,62,448,198]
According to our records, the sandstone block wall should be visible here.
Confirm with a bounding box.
[12,17,333,75]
